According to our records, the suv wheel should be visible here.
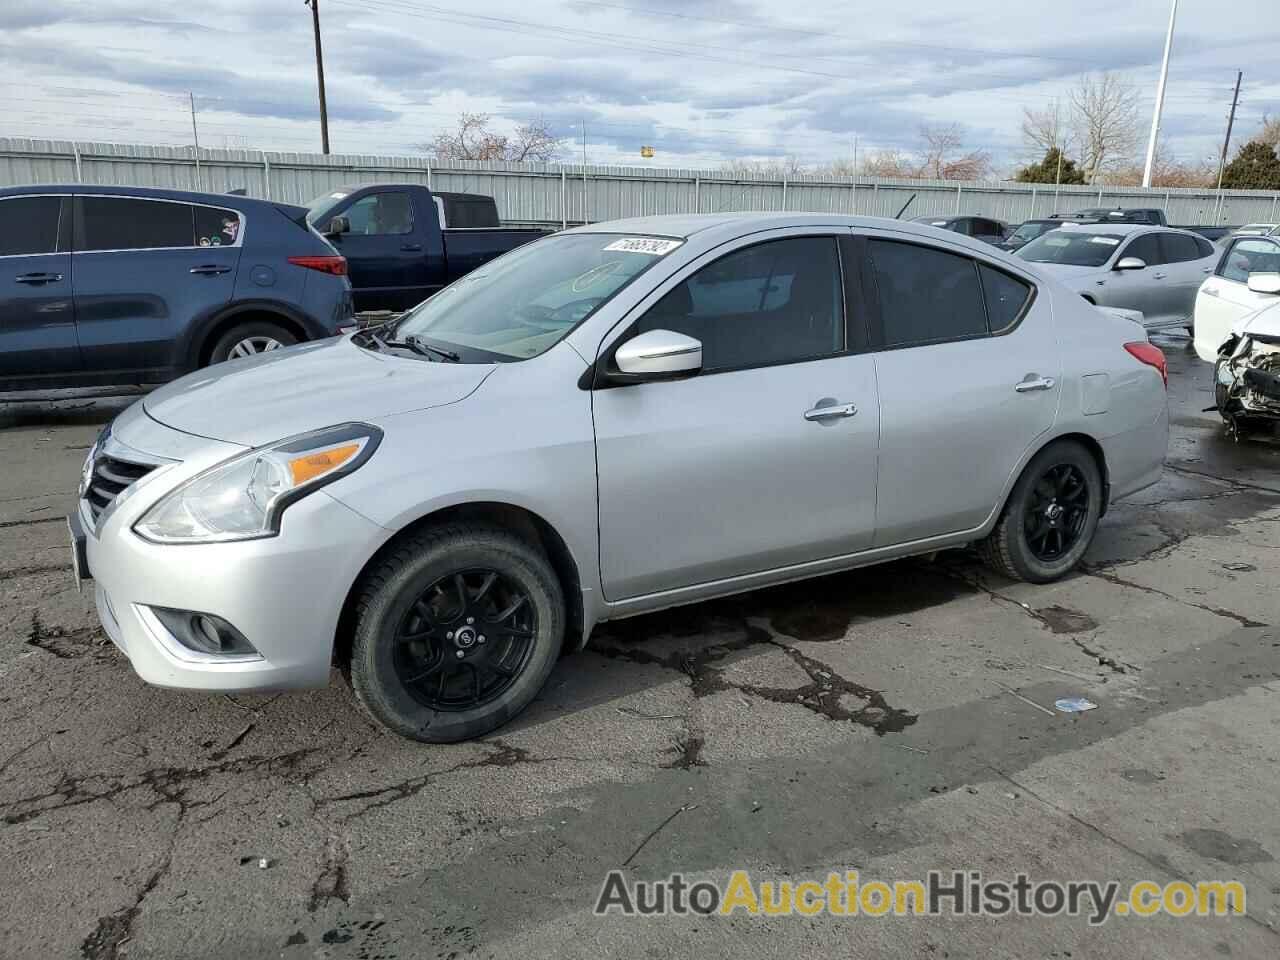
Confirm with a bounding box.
[208,321,297,365]
[977,440,1103,583]
[348,524,564,742]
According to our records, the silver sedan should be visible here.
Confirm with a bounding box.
[1016,222,1219,333]
[75,213,1170,742]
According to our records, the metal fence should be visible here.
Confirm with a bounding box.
[3,137,1279,228]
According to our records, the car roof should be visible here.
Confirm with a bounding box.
[0,183,280,212]
[1054,222,1162,236]
[563,212,1008,255]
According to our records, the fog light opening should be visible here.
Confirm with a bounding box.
[152,607,259,657]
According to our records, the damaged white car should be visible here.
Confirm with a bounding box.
[1204,295,1280,439]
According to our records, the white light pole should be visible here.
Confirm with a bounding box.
[1142,0,1178,188]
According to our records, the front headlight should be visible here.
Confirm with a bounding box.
[133,423,382,544]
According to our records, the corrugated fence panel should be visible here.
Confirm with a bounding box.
[5,137,1280,227]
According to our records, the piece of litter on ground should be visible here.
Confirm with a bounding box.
[989,679,1056,717]
[1055,697,1098,713]
[258,858,271,869]
[966,785,979,794]
[1222,562,1255,572]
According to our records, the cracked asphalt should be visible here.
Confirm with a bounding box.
[1,339,1278,959]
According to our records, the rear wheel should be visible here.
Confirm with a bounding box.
[348,524,564,742]
[978,440,1103,583]
[207,321,297,365]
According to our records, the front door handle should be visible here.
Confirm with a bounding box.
[1014,376,1056,393]
[804,401,858,421]
[190,264,232,275]
[1153,272,1168,280]
[15,272,63,284]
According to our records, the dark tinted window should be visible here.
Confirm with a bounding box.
[194,206,242,247]
[345,192,414,235]
[79,197,194,251]
[1195,236,1215,258]
[0,196,62,256]
[637,237,843,372]
[1161,232,1203,263]
[980,265,1031,332]
[869,240,987,346]
[1122,234,1164,266]
[1219,238,1280,283]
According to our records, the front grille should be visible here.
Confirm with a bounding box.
[85,452,156,525]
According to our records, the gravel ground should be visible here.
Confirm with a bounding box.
[0,336,1277,959]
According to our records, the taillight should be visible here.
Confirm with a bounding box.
[1124,341,1167,387]
[287,255,348,276]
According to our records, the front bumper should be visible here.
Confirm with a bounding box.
[84,411,389,692]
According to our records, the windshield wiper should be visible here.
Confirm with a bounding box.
[367,329,436,359]
[405,335,460,362]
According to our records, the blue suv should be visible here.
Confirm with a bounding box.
[0,185,353,391]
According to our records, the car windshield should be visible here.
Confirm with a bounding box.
[387,233,682,361]
[1010,221,1055,242]
[304,188,353,226]
[1017,231,1123,267]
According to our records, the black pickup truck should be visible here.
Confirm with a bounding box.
[305,184,549,312]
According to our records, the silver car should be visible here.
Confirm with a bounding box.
[1016,222,1219,334]
[73,214,1169,742]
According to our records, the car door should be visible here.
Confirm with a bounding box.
[72,196,240,379]
[1159,231,1217,327]
[1107,232,1175,327]
[1195,236,1280,359]
[327,189,432,311]
[591,231,880,601]
[0,194,78,382]
[862,233,1058,546]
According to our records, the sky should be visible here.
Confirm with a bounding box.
[2,0,1278,175]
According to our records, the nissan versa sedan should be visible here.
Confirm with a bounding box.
[1017,222,1218,334]
[72,214,1169,743]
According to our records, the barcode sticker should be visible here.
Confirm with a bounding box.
[603,237,684,255]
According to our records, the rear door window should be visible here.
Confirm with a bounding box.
[1160,232,1203,263]
[0,196,62,256]
[77,197,195,251]
[194,206,242,247]
[868,240,988,346]
[979,264,1032,332]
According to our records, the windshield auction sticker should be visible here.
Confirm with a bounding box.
[603,237,684,255]
[594,869,1246,925]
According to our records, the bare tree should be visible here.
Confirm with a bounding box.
[1100,140,1213,188]
[1254,114,1280,150]
[1070,72,1141,184]
[719,156,807,178]
[919,124,992,180]
[421,113,563,163]
[858,149,916,178]
[1021,98,1074,158]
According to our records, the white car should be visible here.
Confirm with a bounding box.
[1193,234,1280,362]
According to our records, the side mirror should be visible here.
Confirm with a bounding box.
[324,215,350,237]
[614,329,702,380]
[1115,256,1146,271]
[1246,272,1280,295]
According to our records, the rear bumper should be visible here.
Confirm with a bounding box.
[1101,403,1170,503]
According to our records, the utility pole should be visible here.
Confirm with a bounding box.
[1214,71,1243,224]
[1142,0,1177,187]
[189,92,202,191]
[305,0,330,154]
[581,119,588,224]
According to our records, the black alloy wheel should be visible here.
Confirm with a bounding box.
[1022,463,1090,563]
[393,568,537,711]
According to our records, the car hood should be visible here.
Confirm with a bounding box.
[143,336,495,446]
[1235,299,1280,338]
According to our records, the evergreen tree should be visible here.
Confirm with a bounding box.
[1015,147,1086,185]
[1220,141,1280,190]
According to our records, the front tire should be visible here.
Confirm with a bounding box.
[348,524,564,743]
[978,440,1103,583]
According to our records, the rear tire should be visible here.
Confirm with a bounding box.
[978,440,1103,583]
[207,321,297,365]
[348,524,564,743]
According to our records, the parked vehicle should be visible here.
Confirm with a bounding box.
[1233,223,1278,237]
[72,213,1168,742]
[304,184,549,312]
[1016,222,1217,333]
[911,215,1008,245]
[1056,207,1169,226]
[1193,234,1280,361]
[999,218,1061,252]
[0,185,352,391]
[1200,294,1280,438]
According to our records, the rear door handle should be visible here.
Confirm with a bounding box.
[189,264,231,275]
[1014,376,1056,393]
[401,243,423,252]
[804,401,858,421]
[15,272,63,284]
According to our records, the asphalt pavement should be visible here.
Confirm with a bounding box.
[0,336,1277,959]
